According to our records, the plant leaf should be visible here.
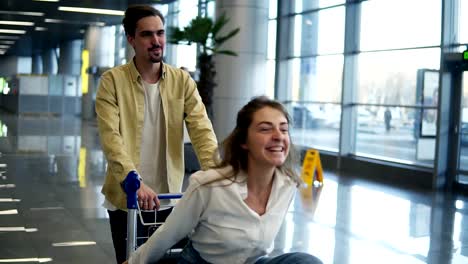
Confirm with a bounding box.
[185,16,212,44]
[211,13,228,38]
[214,28,240,46]
[168,27,188,44]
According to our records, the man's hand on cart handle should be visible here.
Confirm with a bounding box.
[137,182,160,210]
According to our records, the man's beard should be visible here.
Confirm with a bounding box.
[150,56,162,63]
[148,45,163,63]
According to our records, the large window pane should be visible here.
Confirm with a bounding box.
[175,44,197,71]
[165,0,204,71]
[355,105,430,166]
[300,55,343,102]
[361,0,441,51]
[178,7,198,27]
[282,54,343,151]
[316,7,344,54]
[460,0,468,44]
[288,7,345,57]
[269,0,277,19]
[267,20,277,60]
[293,0,345,12]
[177,0,198,12]
[355,48,440,165]
[153,4,168,16]
[287,102,341,151]
[207,1,215,18]
[357,48,441,105]
[283,55,343,102]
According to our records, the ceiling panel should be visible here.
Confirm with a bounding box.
[0,0,174,57]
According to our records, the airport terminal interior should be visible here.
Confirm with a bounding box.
[0,0,468,263]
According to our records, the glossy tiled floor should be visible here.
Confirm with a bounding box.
[0,111,467,264]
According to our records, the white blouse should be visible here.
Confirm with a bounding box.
[128,166,297,264]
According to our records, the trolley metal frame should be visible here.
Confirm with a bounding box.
[122,171,183,259]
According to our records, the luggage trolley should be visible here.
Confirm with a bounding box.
[122,171,184,261]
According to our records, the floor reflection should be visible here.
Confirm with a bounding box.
[0,111,467,263]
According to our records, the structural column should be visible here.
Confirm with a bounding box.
[82,26,116,120]
[337,0,361,168]
[213,0,269,141]
[58,39,82,75]
[42,48,58,74]
[31,54,43,74]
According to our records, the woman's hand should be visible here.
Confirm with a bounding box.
[122,261,128,264]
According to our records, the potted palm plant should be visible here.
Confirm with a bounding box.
[169,14,240,118]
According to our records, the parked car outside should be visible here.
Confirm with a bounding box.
[292,104,317,129]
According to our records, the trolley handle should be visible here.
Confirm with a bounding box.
[122,171,141,258]
[122,171,183,226]
[138,193,183,226]
[122,170,140,209]
[158,193,183,199]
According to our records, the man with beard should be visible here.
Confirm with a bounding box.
[95,5,218,264]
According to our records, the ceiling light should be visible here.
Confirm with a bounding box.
[33,0,59,2]
[0,50,5,55]
[35,27,47,31]
[0,21,34,26]
[45,18,105,26]
[0,258,52,263]
[0,41,14,44]
[0,29,26,34]
[0,198,20,202]
[0,226,37,232]
[0,184,15,188]
[0,45,10,49]
[58,6,124,16]
[45,18,65,23]
[0,35,19,40]
[0,11,44,17]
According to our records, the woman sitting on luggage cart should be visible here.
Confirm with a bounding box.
[125,96,322,264]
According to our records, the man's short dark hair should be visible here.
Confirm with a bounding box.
[122,5,165,37]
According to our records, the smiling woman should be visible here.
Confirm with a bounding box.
[125,97,323,264]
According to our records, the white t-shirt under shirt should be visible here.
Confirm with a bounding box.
[103,80,168,210]
[138,80,168,195]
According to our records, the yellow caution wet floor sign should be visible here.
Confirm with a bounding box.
[301,149,323,186]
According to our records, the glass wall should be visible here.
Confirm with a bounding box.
[275,0,464,168]
[165,0,199,71]
[355,48,440,165]
[164,0,215,72]
[460,0,468,44]
[356,0,441,165]
[278,1,345,151]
